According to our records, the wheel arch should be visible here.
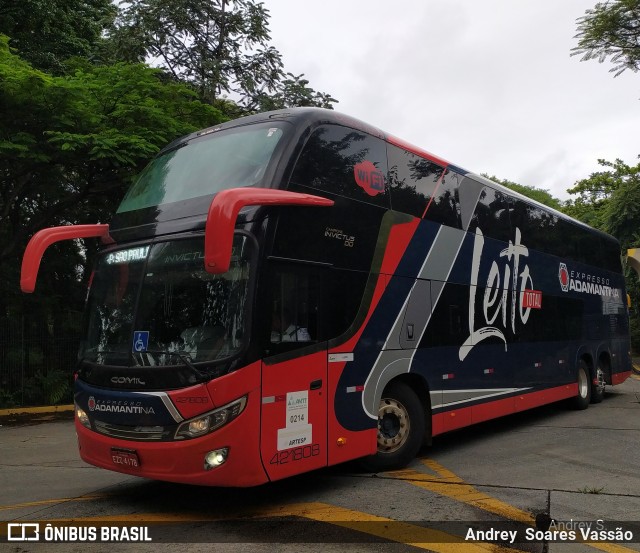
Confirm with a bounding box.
[596,348,613,384]
[575,347,595,378]
[361,354,432,447]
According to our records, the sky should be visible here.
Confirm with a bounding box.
[265,0,638,200]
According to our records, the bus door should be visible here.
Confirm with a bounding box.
[260,351,327,481]
[259,267,328,481]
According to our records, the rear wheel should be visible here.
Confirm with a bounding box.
[591,360,606,404]
[359,381,425,472]
[572,360,591,410]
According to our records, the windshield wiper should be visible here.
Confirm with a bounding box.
[134,350,209,379]
[84,349,219,380]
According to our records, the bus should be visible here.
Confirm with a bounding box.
[21,108,631,486]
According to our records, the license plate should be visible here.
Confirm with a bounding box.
[110,448,140,469]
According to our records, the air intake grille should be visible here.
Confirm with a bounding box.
[94,419,175,441]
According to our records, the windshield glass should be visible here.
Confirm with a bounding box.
[116,122,286,213]
[82,235,253,368]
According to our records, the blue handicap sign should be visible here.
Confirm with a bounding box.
[132,331,150,353]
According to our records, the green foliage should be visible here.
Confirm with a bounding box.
[108,0,282,104]
[602,158,640,243]
[24,370,72,406]
[0,389,19,409]
[0,34,224,257]
[251,73,338,112]
[481,174,564,210]
[563,158,640,238]
[562,160,620,228]
[573,0,640,77]
[0,32,226,339]
[0,0,117,74]
[106,0,336,110]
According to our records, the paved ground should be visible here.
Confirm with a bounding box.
[2,375,640,553]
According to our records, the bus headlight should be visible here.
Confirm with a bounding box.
[175,396,247,440]
[75,404,91,429]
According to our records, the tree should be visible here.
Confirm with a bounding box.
[562,159,622,228]
[481,174,564,210]
[573,0,640,77]
[250,73,338,112]
[599,157,640,245]
[107,0,336,110]
[0,34,226,310]
[0,0,116,73]
[0,34,229,403]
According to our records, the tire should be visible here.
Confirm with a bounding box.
[572,360,591,410]
[359,381,426,472]
[591,360,606,404]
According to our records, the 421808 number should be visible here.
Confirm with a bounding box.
[269,443,320,465]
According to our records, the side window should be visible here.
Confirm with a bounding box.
[387,145,461,228]
[555,219,581,262]
[514,203,559,254]
[425,170,462,229]
[290,125,389,208]
[387,145,444,217]
[468,187,512,243]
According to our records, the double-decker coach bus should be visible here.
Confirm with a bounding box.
[21,108,631,486]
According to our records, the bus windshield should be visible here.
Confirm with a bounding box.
[116,122,286,213]
[81,235,253,368]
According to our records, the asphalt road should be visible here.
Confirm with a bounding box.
[3,375,640,553]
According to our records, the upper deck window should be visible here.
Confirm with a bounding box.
[387,144,461,227]
[117,122,286,213]
[290,124,390,208]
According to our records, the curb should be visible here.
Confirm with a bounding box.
[0,404,74,417]
[0,405,74,426]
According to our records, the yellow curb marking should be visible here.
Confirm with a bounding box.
[0,405,74,417]
[0,494,113,512]
[387,459,637,553]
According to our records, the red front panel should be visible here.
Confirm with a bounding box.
[76,386,268,487]
[260,350,327,481]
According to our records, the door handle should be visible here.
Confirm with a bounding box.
[310,379,323,390]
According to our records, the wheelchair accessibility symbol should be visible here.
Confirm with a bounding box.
[133,331,150,352]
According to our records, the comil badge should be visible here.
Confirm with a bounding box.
[559,263,569,292]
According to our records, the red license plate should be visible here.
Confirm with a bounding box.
[110,448,140,469]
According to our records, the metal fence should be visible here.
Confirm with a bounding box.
[0,315,81,408]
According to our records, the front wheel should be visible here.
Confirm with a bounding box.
[359,381,426,472]
[572,360,591,410]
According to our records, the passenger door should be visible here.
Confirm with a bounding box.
[260,351,327,481]
[259,264,328,481]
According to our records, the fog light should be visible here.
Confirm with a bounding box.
[204,448,228,470]
[75,404,90,428]
[204,448,229,470]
